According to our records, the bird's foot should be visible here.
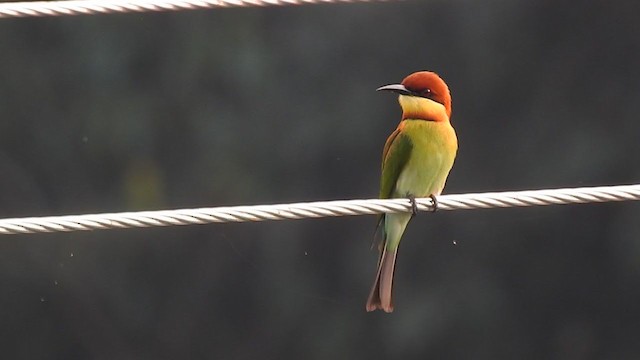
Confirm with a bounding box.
[429,194,438,213]
[408,195,418,215]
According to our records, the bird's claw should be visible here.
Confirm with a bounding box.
[408,195,418,215]
[407,195,438,214]
[429,194,438,212]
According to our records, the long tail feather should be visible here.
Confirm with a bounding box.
[365,246,398,313]
[366,212,411,313]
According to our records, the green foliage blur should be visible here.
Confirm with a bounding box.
[1,1,640,358]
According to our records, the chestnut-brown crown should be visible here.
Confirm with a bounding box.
[401,71,451,117]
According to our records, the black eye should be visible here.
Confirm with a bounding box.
[421,88,432,96]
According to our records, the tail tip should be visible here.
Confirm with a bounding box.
[365,302,394,313]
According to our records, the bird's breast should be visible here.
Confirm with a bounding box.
[394,120,458,198]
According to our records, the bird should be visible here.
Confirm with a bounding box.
[366,71,458,313]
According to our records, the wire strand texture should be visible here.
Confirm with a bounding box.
[0,0,393,18]
[1,184,639,235]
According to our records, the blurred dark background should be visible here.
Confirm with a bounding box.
[1,0,640,358]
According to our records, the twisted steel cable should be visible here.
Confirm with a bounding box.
[1,184,639,235]
[0,0,394,18]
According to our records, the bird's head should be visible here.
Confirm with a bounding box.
[377,71,452,122]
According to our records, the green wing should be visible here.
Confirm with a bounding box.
[379,128,413,199]
[374,127,413,245]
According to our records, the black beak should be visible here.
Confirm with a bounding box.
[376,84,412,95]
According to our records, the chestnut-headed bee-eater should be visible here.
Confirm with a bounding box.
[366,71,458,313]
